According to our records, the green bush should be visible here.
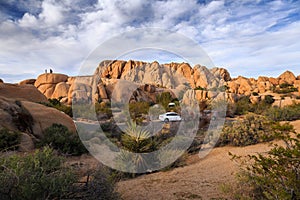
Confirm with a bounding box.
[218,113,278,146]
[156,92,173,110]
[0,147,77,200]
[41,98,73,117]
[232,127,300,199]
[0,128,21,151]
[129,101,150,119]
[265,103,300,121]
[234,96,252,115]
[263,95,275,105]
[274,84,298,94]
[38,124,88,156]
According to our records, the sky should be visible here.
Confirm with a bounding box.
[0,0,300,83]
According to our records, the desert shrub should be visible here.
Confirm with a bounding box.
[0,147,77,200]
[252,92,259,96]
[66,166,120,200]
[232,126,300,199]
[263,95,275,105]
[234,96,252,115]
[129,101,150,119]
[41,98,73,117]
[156,92,173,110]
[194,86,206,90]
[217,113,278,146]
[265,103,300,121]
[274,84,298,94]
[0,128,21,151]
[38,124,88,156]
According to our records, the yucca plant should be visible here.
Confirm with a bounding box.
[116,121,159,174]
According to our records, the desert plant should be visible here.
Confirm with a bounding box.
[0,147,77,200]
[66,166,120,200]
[0,128,21,151]
[128,101,150,120]
[232,126,300,199]
[265,103,300,121]
[234,96,252,115]
[116,121,159,174]
[156,92,173,110]
[218,113,278,146]
[40,98,73,117]
[38,124,88,156]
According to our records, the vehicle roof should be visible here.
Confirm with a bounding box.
[164,112,178,114]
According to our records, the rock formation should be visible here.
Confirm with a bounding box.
[19,79,36,85]
[0,83,47,103]
[0,97,76,151]
[17,60,299,106]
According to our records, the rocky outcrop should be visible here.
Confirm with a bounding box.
[19,79,36,85]
[25,61,299,105]
[34,73,69,99]
[0,83,47,103]
[0,97,76,151]
[278,71,296,85]
[95,60,230,90]
[34,73,68,88]
[21,101,76,138]
[0,79,3,83]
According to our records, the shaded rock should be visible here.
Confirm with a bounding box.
[0,83,47,103]
[19,132,35,151]
[19,79,36,85]
[21,101,76,138]
[0,79,3,83]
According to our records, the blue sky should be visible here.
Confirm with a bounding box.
[0,0,300,83]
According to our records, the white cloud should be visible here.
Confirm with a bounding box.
[0,0,300,82]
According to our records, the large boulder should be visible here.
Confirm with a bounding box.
[34,73,68,88]
[0,97,76,151]
[0,83,47,103]
[0,79,3,83]
[52,82,70,99]
[21,101,76,139]
[19,79,36,85]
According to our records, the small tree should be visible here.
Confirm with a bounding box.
[232,124,300,199]
[0,147,76,200]
[38,124,88,156]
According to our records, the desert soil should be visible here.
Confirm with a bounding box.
[115,120,300,200]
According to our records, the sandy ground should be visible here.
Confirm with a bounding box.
[116,120,300,200]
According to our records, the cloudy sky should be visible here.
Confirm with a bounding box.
[0,0,299,83]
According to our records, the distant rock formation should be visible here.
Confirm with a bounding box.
[19,60,300,105]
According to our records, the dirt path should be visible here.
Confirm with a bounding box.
[116,120,300,200]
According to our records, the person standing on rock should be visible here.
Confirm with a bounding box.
[50,69,53,73]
